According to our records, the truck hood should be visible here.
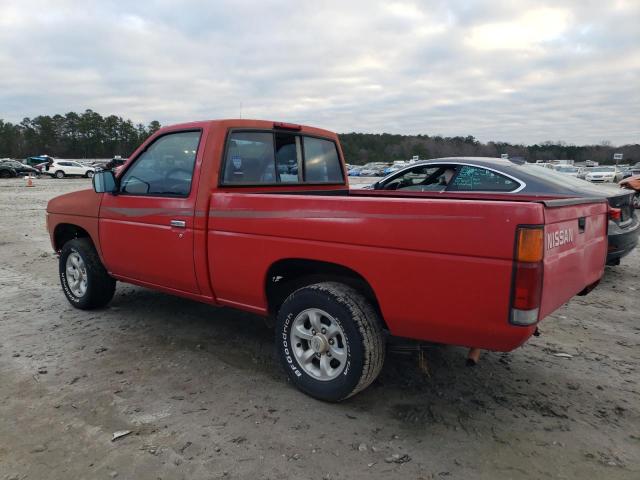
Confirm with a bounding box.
[47,189,101,217]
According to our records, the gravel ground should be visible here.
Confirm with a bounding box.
[0,177,639,480]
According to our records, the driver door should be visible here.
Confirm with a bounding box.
[99,130,202,294]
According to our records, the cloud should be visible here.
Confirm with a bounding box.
[0,0,638,145]
[465,7,571,52]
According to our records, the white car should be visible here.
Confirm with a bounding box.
[46,161,95,179]
[584,166,622,183]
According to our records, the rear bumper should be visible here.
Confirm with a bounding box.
[607,219,640,263]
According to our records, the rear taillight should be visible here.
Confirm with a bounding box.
[510,226,544,326]
[609,207,622,222]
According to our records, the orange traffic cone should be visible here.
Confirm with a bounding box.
[26,176,35,187]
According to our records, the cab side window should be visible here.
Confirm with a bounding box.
[223,132,276,185]
[275,133,300,183]
[222,131,343,185]
[448,165,519,192]
[120,130,201,196]
[303,137,343,183]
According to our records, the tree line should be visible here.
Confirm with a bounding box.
[1,110,637,165]
[339,133,640,166]
[0,110,160,159]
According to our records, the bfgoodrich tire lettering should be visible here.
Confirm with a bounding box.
[276,282,385,401]
[59,238,116,310]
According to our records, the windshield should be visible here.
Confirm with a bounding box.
[556,167,578,173]
[590,167,615,172]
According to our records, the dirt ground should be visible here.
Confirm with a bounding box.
[1,177,638,480]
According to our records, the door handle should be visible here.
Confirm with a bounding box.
[170,220,186,228]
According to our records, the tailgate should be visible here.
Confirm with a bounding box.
[539,198,608,319]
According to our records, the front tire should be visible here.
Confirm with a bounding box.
[59,238,116,309]
[55,170,65,179]
[276,282,385,401]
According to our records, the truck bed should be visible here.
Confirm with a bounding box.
[207,190,607,351]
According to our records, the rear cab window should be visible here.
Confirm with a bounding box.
[221,130,343,186]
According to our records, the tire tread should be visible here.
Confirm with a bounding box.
[60,238,115,309]
[287,281,385,400]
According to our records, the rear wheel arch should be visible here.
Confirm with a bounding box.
[264,258,386,329]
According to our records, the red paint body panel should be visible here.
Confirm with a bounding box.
[98,123,210,294]
[46,188,103,261]
[46,119,609,353]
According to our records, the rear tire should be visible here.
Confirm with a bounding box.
[59,238,116,309]
[86,171,94,178]
[0,170,10,179]
[55,170,65,179]
[276,282,385,401]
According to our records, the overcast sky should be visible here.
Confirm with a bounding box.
[0,0,638,145]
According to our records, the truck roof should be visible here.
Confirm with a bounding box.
[157,119,338,139]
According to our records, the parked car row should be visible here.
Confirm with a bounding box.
[365,157,639,266]
[0,157,99,179]
[347,160,419,177]
[554,164,638,182]
[0,159,41,178]
[88,156,127,171]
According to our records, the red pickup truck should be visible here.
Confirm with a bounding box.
[47,119,608,401]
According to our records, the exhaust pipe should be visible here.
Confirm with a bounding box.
[466,348,481,366]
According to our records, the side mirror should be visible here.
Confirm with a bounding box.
[93,170,118,194]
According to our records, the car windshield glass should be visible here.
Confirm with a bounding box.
[590,167,615,172]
